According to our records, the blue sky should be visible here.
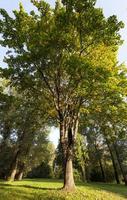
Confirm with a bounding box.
[0,0,127,146]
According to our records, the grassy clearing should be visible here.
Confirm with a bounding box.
[0,179,127,200]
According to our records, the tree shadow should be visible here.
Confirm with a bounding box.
[24,178,62,183]
[77,182,127,199]
[0,182,65,200]
[19,184,61,190]
[0,183,12,187]
[0,185,33,200]
[0,182,62,191]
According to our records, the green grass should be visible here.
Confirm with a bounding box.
[0,179,127,200]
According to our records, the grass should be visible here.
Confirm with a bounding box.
[0,179,127,200]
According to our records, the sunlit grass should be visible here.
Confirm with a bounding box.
[0,179,127,200]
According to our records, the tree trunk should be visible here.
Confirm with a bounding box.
[94,144,106,182]
[87,133,106,182]
[59,109,80,191]
[16,162,25,181]
[6,150,20,181]
[81,165,86,182]
[16,171,23,181]
[63,146,75,191]
[63,156,75,190]
[98,159,106,182]
[7,162,17,181]
[106,139,120,184]
[0,124,10,153]
[60,122,76,191]
[113,143,127,186]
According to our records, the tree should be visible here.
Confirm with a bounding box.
[7,93,50,181]
[0,77,50,181]
[0,0,123,190]
[80,69,127,184]
[74,133,88,182]
[25,136,55,179]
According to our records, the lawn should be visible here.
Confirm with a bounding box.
[0,179,127,200]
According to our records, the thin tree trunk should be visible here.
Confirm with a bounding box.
[16,162,25,181]
[98,159,106,182]
[7,130,26,181]
[94,144,106,182]
[9,168,17,181]
[87,133,106,182]
[0,124,10,153]
[113,143,127,186]
[6,150,20,181]
[7,162,17,181]
[106,139,120,184]
[81,165,86,182]
[16,171,23,181]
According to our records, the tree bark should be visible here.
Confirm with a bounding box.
[60,122,76,191]
[81,165,86,182]
[98,159,106,182]
[106,139,120,184]
[113,143,127,186]
[87,133,106,182]
[0,124,10,153]
[16,162,25,181]
[6,150,20,181]
[94,144,106,182]
[63,151,75,191]
[16,171,23,181]
[7,162,17,181]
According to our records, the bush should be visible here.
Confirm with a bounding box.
[27,162,52,178]
[73,169,82,182]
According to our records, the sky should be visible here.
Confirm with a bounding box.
[0,0,127,147]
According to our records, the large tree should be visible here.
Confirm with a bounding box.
[0,0,123,190]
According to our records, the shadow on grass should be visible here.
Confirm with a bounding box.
[77,182,127,199]
[0,183,65,200]
[17,184,61,191]
[0,180,127,199]
[0,186,33,200]
[0,182,62,191]
[24,178,63,183]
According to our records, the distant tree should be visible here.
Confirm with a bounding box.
[74,134,88,182]
[0,77,51,181]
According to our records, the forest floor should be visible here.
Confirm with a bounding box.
[0,179,127,200]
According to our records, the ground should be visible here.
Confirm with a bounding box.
[0,179,127,200]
